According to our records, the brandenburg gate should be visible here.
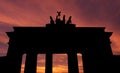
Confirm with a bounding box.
[5,13,113,73]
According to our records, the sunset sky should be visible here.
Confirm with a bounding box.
[0,0,120,73]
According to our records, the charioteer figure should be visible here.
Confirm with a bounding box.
[50,11,72,25]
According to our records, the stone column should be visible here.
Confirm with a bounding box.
[24,53,37,73]
[45,53,53,73]
[68,53,79,73]
[7,54,23,73]
[6,46,23,73]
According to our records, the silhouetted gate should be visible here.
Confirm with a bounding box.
[6,13,113,73]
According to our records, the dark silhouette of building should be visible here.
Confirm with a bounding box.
[0,12,120,73]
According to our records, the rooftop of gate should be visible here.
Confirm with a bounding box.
[6,12,112,49]
[12,12,107,32]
